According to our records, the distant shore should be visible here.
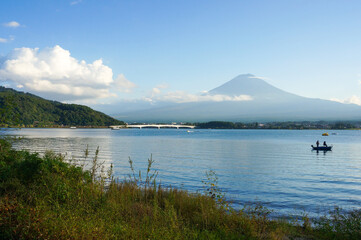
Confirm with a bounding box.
[2,120,361,130]
[0,126,113,129]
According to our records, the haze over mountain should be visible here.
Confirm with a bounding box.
[115,74,361,123]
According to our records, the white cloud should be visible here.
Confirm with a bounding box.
[249,76,269,81]
[114,74,136,92]
[143,97,154,103]
[155,83,169,89]
[151,87,161,96]
[0,45,135,101]
[148,90,253,103]
[330,95,361,106]
[148,84,169,97]
[3,21,20,28]
[70,0,82,5]
[0,36,14,43]
[143,82,252,103]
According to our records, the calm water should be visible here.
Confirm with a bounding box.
[3,128,361,217]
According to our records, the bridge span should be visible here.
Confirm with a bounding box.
[110,124,196,129]
[127,124,195,129]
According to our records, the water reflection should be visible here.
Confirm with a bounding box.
[12,136,114,171]
[314,150,330,155]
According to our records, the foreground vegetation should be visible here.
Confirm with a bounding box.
[0,86,124,127]
[0,138,360,239]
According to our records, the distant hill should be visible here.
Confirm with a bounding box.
[0,86,124,127]
[116,74,361,122]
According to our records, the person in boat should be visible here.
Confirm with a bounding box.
[316,140,319,147]
[323,141,327,147]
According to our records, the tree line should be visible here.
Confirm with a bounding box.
[0,86,124,127]
[195,121,360,129]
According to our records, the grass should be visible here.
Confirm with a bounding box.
[0,138,360,239]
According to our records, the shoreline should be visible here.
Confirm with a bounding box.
[2,126,361,130]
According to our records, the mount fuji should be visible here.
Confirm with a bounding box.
[115,74,361,122]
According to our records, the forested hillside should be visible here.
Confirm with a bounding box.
[0,86,124,127]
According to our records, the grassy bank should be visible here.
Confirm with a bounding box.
[0,138,360,239]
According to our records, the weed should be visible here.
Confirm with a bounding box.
[313,207,361,239]
[202,170,230,211]
[128,155,158,188]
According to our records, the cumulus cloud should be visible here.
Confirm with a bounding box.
[114,74,136,92]
[146,90,252,103]
[0,45,135,101]
[3,21,20,28]
[330,96,361,106]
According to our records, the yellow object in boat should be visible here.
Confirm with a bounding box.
[322,133,329,136]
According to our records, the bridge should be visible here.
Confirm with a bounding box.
[110,124,196,129]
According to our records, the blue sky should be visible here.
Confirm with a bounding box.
[1,0,361,108]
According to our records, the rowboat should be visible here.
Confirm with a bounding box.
[311,145,332,151]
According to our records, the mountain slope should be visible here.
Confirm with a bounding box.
[209,74,299,100]
[0,86,124,126]
[116,74,361,122]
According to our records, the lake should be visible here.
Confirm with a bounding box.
[3,128,361,218]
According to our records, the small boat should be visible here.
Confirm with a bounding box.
[111,126,120,130]
[311,145,332,151]
[70,126,77,129]
[322,133,329,136]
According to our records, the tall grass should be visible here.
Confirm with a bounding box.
[0,138,360,239]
